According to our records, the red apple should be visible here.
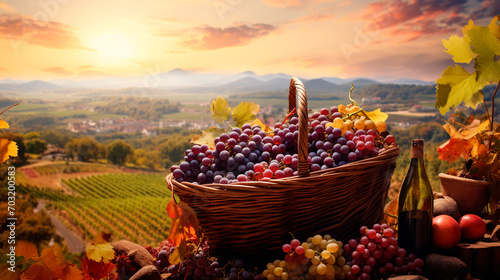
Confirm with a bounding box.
[459,214,486,241]
[432,215,461,249]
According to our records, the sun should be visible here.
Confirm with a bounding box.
[90,33,136,61]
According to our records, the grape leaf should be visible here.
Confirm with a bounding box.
[468,26,500,84]
[462,19,475,35]
[166,200,200,247]
[168,239,186,265]
[251,119,273,134]
[22,264,54,280]
[191,127,225,149]
[443,34,476,64]
[0,119,9,129]
[16,241,39,261]
[62,264,83,280]
[437,138,472,163]
[232,102,260,128]
[85,232,115,263]
[0,139,18,163]
[488,15,500,39]
[469,26,500,56]
[435,65,487,114]
[22,244,68,280]
[0,264,21,280]
[470,139,488,158]
[81,256,116,280]
[363,108,388,123]
[210,96,231,123]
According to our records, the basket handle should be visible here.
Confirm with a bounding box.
[288,77,309,177]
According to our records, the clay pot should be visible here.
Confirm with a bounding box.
[439,173,491,215]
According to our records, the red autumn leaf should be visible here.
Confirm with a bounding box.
[0,264,22,280]
[21,264,53,280]
[16,241,39,261]
[62,264,84,280]
[437,138,472,163]
[166,200,201,247]
[81,256,117,280]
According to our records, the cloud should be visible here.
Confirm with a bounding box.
[180,23,277,50]
[342,52,453,81]
[470,0,500,20]
[78,70,109,76]
[0,2,13,12]
[0,14,93,50]
[77,65,95,71]
[43,67,73,75]
[288,13,334,24]
[338,1,350,7]
[262,0,327,8]
[358,0,472,41]
[291,57,332,68]
[0,67,7,71]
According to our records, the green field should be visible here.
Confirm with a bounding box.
[228,97,351,111]
[18,173,172,245]
[162,112,207,121]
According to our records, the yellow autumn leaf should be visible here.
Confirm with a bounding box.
[457,119,490,140]
[363,108,388,124]
[251,119,273,134]
[232,102,259,128]
[442,121,459,137]
[0,139,18,163]
[86,233,115,263]
[0,119,9,129]
[210,96,231,123]
[488,15,500,39]
[443,34,476,64]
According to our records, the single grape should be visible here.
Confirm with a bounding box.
[385,134,395,144]
[263,169,273,178]
[275,170,285,179]
[219,150,230,160]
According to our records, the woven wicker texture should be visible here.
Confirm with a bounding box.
[166,77,400,256]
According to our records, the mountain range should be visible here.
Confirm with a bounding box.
[0,68,434,94]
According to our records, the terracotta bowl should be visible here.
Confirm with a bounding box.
[438,173,491,215]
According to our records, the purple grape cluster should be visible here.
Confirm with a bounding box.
[343,224,425,279]
[171,106,394,184]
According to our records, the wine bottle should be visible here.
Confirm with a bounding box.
[398,139,433,256]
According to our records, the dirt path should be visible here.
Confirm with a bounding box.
[36,199,86,253]
[50,215,86,253]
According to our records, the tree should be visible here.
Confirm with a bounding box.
[24,131,40,140]
[26,138,48,154]
[107,140,134,165]
[65,137,100,162]
[40,130,72,148]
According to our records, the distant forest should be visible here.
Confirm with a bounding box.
[94,96,180,120]
[230,84,437,103]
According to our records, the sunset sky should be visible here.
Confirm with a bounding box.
[0,0,499,82]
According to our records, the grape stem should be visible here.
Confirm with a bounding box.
[224,120,234,130]
[280,108,297,129]
[489,80,499,150]
[288,232,296,240]
[348,84,359,107]
[342,108,369,121]
[0,103,19,116]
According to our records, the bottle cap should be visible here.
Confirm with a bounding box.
[411,139,424,158]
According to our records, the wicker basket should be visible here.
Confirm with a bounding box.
[166,77,400,257]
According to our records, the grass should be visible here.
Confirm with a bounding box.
[47,110,124,120]
[162,112,207,121]
[10,103,57,113]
